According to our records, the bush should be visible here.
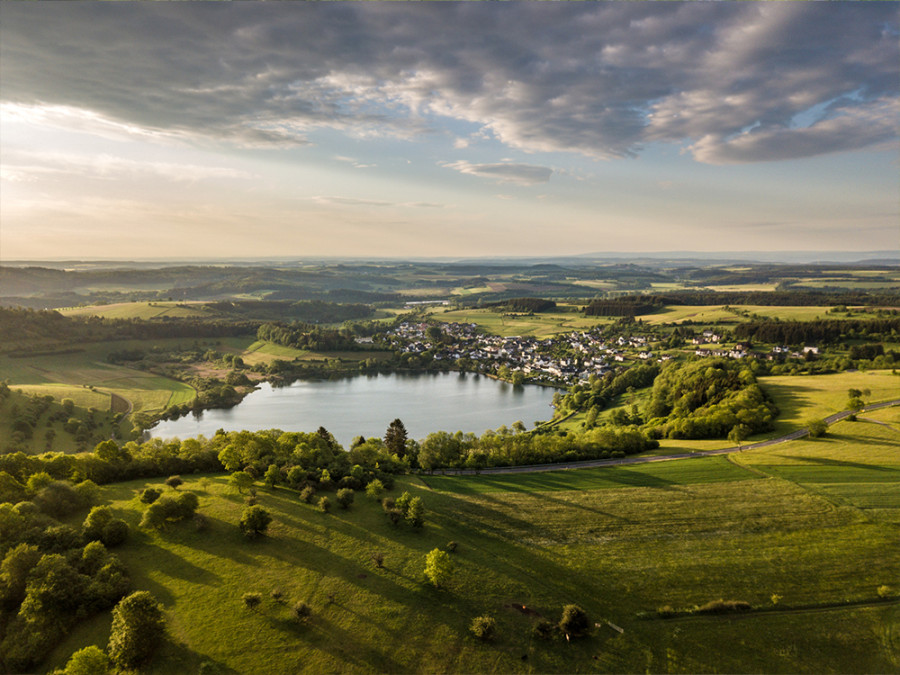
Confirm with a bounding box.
[108,591,165,670]
[140,487,162,504]
[299,486,316,504]
[469,615,496,641]
[139,492,199,529]
[270,588,285,603]
[164,475,183,490]
[532,619,556,639]
[62,644,109,675]
[336,488,355,509]
[242,592,262,611]
[102,518,130,547]
[877,585,892,599]
[317,496,331,513]
[446,541,458,553]
[292,601,312,622]
[365,478,385,500]
[559,604,590,638]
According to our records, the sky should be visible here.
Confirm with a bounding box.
[1,2,897,261]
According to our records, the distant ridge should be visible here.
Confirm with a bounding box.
[2,251,898,268]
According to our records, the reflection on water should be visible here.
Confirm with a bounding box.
[149,372,557,448]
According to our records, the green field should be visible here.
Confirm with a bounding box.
[636,304,835,325]
[10,383,112,410]
[42,420,899,674]
[759,370,899,435]
[59,301,214,320]
[241,340,392,367]
[428,307,611,337]
[0,345,195,416]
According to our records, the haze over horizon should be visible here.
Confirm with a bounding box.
[1,2,897,260]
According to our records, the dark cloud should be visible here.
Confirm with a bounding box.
[1,2,896,162]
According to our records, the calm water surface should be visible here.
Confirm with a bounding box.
[149,372,557,447]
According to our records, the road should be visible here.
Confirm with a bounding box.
[429,399,900,477]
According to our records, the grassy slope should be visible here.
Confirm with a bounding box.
[428,307,611,338]
[0,347,195,415]
[44,421,899,674]
[759,370,899,435]
[59,301,214,320]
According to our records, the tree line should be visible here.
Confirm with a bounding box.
[733,317,900,345]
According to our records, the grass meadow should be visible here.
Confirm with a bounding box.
[42,418,899,674]
[0,344,196,416]
[758,370,900,435]
[429,306,612,338]
[59,301,214,320]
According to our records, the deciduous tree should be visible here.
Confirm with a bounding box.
[107,591,165,670]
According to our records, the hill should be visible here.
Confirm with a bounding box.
[40,414,900,673]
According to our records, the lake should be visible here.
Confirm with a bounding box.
[148,372,558,447]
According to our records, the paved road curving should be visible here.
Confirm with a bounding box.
[430,399,900,477]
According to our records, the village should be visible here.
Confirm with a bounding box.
[375,321,816,385]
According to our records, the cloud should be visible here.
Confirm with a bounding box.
[311,196,445,209]
[1,2,896,163]
[1,149,254,183]
[442,160,552,185]
[334,155,376,169]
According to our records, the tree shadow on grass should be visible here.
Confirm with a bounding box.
[282,614,404,673]
[233,532,416,603]
[160,514,259,567]
[155,637,239,675]
[777,454,900,475]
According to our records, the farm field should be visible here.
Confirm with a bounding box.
[241,340,392,367]
[428,306,611,337]
[42,420,899,674]
[758,369,899,436]
[0,345,195,416]
[635,304,835,325]
[59,301,214,320]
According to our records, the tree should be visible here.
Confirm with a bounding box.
[264,464,280,488]
[384,419,408,458]
[108,591,166,670]
[0,543,42,609]
[395,491,413,516]
[336,488,355,510]
[424,548,452,588]
[62,645,109,675]
[164,475,183,490]
[558,604,590,639]
[365,478,385,500]
[808,419,828,438]
[229,471,254,494]
[406,496,425,528]
[82,506,113,541]
[239,505,272,539]
[727,424,751,448]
